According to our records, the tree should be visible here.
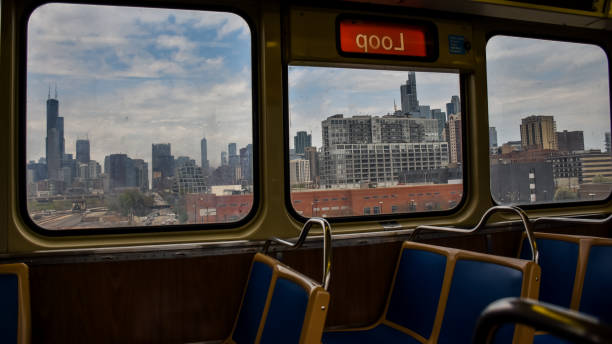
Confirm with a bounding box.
[117,190,154,216]
[554,188,578,201]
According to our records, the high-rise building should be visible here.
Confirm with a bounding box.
[520,115,558,151]
[200,137,209,171]
[228,143,237,157]
[289,159,311,185]
[489,127,498,148]
[320,113,448,186]
[172,160,206,194]
[448,114,462,164]
[45,88,64,180]
[76,139,90,163]
[605,132,611,153]
[294,131,312,155]
[400,72,419,114]
[431,109,446,140]
[240,144,253,185]
[152,143,174,190]
[321,114,440,147]
[446,95,460,116]
[221,152,228,166]
[104,154,148,192]
[304,146,320,186]
[557,130,584,152]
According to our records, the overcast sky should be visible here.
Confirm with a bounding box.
[487,36,610,150]
[27,3,252,168]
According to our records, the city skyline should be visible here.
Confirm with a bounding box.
[26,4,253,169]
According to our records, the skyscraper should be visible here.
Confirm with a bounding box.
[489,127,498,148]
[200,137,209,170]
[400,72,419,114]
[520,115,558,151]
[294,131,312,155]
[605,132,610,153]
[152,143,174,190]
[557,130,584,152]
[446,95,460,116]
[76,139,90,163]
[448,114,462,164]
[45,87,64,180]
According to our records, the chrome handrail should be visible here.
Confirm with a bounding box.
[411,206,539,264]
[263,217,332,290]
[474,297,612,344]
[534,213,612,225]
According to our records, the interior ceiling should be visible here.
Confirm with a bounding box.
[344,0,612,31]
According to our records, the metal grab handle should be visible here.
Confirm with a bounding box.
[411,206,539,264]
[534,213,612,225]
[473,297,612,344]
[263,217,332,290]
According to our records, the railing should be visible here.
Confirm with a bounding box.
[263,217,332,290]
[534,213,612,226]
[411,206,539,264]
[474,297,612,344]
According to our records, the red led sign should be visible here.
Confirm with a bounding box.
[338,19,432,58]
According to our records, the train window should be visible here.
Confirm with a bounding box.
[488,35,611,205]
[288,66,463,218]
[25,3,254,230]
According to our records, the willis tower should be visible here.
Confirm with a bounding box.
[45,86,64,180]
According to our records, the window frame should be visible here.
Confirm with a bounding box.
[485,32,612,210]
[18,1,261,236]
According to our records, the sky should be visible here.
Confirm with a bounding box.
[487,36,610,150]
[26,3,252,169]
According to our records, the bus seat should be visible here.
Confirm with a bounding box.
[227,253,329,344]
[518,233,580,308]
[437,252,539,344]
[577,238,612,324]
[323,241,540,344]
[0,263,30,344]
[518,233,612,342]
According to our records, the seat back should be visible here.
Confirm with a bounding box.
[437,251,540,344]
[519,233,612,323]
[382,241,451,342]
[575,237,612,324]
[229,253,329,344]
[519,233,580,308]
[0,263,30,344]
[381,242,539,344]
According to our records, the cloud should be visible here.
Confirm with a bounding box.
[487,36,610,150]
[26,3,254,173]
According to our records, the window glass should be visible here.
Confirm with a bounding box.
[488,36,611,205]
[288,66,463,217]
[26,4,253,230]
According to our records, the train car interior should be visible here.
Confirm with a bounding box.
[1,0,612,343]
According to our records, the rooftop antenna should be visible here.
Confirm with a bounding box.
[48,83,51,99]
[54,82,58,99]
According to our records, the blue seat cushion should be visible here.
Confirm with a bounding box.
[438,259,523,344]
[386,248,446,339]
[579,244,612,324]
[533,334,572,344]
[232,261,273,344]
[0,274,19,344]
[520,238,578,308]
[259,277,309,344]
[323,324,421,344]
